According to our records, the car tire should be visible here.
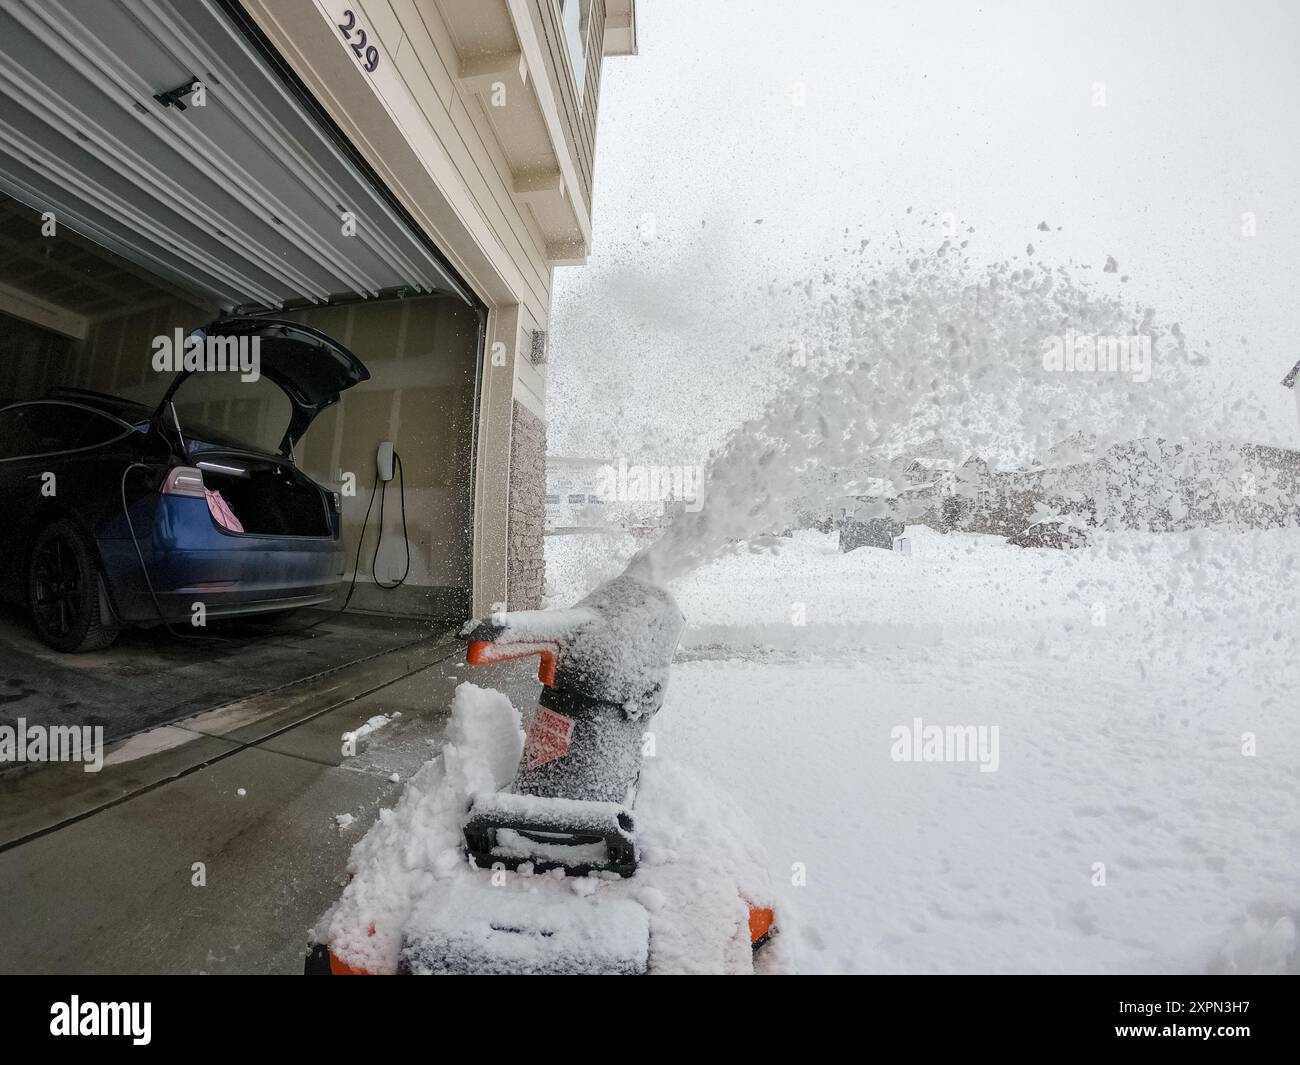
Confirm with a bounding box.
[27,519,120,653]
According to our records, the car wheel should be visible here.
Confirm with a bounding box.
[27,519,120,653]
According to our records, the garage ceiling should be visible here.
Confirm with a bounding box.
[0,194,203,326]
[0,0,470,312]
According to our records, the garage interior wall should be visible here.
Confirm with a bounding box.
[0,312,76,403]
[73,298,217,396]
[280,297,478,620]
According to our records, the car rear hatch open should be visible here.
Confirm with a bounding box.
[153,318,371,457]
[152,318,367,538]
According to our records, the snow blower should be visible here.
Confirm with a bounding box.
[306,565,779,975]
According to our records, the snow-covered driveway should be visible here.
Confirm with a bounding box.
[548,528,1300,973]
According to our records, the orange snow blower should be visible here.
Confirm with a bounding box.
[306,566,777,974]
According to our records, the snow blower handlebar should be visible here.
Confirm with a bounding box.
[456,571,686,813]
[459,575,685,718]
[460,605,597,689]
[464,633,560,687]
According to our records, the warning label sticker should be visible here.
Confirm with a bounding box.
[523,705,575,769]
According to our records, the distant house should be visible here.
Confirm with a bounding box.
[546,456,614,532]
[960,439,1300,535]
[1283,360,1300,436]
[839,438,1300,545]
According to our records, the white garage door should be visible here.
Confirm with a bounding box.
[0,0,471,311]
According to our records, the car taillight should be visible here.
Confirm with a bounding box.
[161,466,206,498]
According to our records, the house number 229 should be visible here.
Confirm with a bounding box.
[337,9,380,73]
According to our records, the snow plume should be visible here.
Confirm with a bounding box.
[637,234,1267,582]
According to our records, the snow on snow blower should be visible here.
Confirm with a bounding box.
[306,564,784,975]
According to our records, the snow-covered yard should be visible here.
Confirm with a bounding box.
[547,527,1300,974]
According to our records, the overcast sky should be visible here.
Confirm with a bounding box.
[548,0,1300,462]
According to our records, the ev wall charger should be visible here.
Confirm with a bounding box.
[376,440,395,482]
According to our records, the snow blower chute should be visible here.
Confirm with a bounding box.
[306,566,778,975]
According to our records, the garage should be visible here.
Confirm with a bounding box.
[0,0,485,742]
[0,0,637,979]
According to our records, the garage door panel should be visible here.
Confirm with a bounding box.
[0,145,270,307]
[0,0,471,311]
[0,118,298,302]
[2,0,413,301]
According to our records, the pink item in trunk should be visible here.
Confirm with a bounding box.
[206,488,244,533]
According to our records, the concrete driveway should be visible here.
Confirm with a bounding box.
[0,633,539,974]
[0,605,445,743]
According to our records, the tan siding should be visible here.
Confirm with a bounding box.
[531,0,604,211]
[448,89,553,307]
[581,2,604,156]
[358,0,405,53]
[363,0,553,323]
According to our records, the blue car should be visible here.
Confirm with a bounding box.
[0,319,369,652]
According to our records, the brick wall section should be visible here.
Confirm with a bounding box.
[507,400,547,609]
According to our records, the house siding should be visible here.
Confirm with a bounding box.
[531,0,605,212]
[369,0,555,326]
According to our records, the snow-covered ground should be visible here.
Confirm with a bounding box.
[547,526,1300,974]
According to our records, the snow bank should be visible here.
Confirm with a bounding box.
[315,683,523,973]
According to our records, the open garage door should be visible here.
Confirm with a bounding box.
[0,0,481,753]
[0,0,472,311]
